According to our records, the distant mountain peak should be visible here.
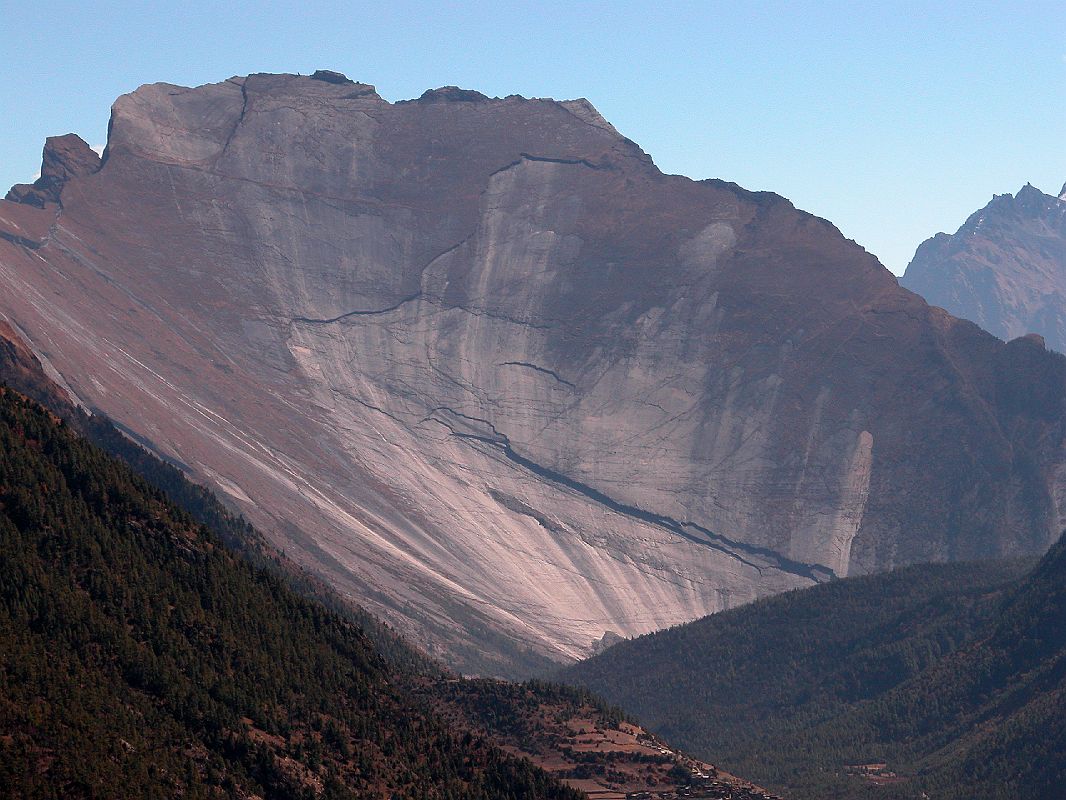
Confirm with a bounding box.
[1013,181,1061,214]
[902,180,1066,351]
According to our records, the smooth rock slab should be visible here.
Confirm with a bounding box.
[1,74,1064,674]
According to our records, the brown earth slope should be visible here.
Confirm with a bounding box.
[1,72,1065,675]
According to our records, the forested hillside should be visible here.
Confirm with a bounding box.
[559,553,1066,799]
[0,386,580,799]
[0,328,786,799]
[0,323,435,676]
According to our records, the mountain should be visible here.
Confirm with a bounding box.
[902,182,1066,351]
[5,133,101,208]
[558,546,1066,799]
[3,72,1066,674]
[0,385,584,800]
[0,320,438,676]
[0,339,781,800]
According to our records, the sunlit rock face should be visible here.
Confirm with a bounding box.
[2,73,1065,675]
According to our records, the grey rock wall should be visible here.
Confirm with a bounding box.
[1,74,1064,675]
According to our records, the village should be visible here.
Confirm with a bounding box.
[551,719,784,800]
[844,762,905,786]
[428,672,788,800]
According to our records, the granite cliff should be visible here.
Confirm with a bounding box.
[2,73,1065,674]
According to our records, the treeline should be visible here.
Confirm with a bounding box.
[0,387,582,799]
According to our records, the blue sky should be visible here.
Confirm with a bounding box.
[2,1,1063,274]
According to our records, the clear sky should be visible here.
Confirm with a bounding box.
[2,1,1063,274]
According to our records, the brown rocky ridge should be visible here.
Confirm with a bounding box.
[5,134,101,208]
[2,71,1065,675]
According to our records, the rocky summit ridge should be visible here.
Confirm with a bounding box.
[2,72,1066,675]
[902,181,1066,353]
[5,133,101,208]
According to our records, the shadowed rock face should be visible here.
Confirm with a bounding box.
[2,73,1065,675]
[902,183,1066,352]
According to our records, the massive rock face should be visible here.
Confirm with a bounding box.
[2,73,1065,674]
[902,182,1066,352]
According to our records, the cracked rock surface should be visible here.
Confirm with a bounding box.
[2,73,1066,675]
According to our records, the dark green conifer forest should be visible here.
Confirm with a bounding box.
[560,545,1066,799]
[0,387,581,799]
